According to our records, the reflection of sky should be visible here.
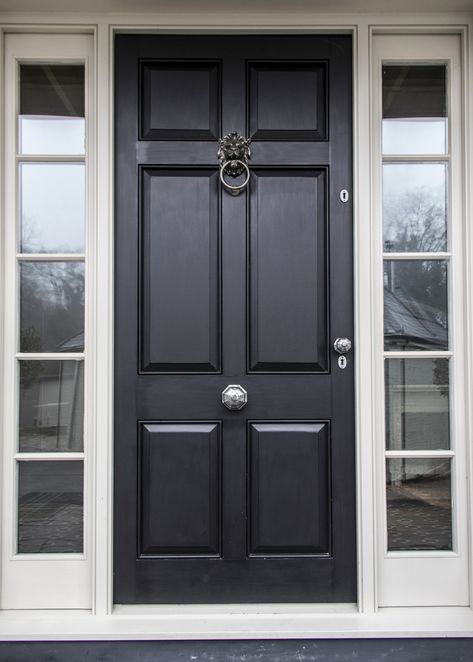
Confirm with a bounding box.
[383,162,447,200]
[20,117,85,155]
[20,162,85,253]
[383,119,447,155]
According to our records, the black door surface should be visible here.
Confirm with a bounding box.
[114,34,355,604]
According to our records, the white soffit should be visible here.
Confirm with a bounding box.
[0,0,471,14]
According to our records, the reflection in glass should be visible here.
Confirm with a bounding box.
[18,461,83,553]
[385,358,450,451]
[383,119,447,156]
[19,64,85,155]
[384,260,448,350]
[382,65,447,155]
[383,163,447,253]
[19,361,84,453]
[20,163,85,254]
[20,117,85,156]
[386,458,452,551]
[20,261,84,353]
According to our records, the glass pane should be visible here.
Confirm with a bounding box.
[20,163,85,254]
[386,458,452,551]
[385,358,450,451]
[18,461,83,553]
[19,65,85,155]
[19,360,84,453]
[384,260,448,350]
[383,163,447,253]
[19,117,85,156]
[382,65,447,154]
[383,119,447,156]
[20,261,84,353]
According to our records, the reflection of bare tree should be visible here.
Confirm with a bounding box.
[21,214,40,253]
[384,186,446,253]
[384,187,448,351]
[433,358,449,398]
[20,261,84,352]
[21,213,82,254]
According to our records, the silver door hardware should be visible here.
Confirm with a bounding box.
[218,132,251,196]
[338,356,347,370]
[333,337,352,354]
[222,384,248,410]
[340,189,349,203]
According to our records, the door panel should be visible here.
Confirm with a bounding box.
[248,62,327,140]
[141,61,221,140]
[249,169,327,372]
[248,422,330,555]
[140,168,220,373]
[139,423,221,556]
[115,34,355,604]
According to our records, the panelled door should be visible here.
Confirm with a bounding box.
[114,34,355,604]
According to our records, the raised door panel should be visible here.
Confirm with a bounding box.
[249,422,330,555]
[140,168,221,373]
[139,422,221,556]
[248,62,327,141]
[141,61,221,140]
[249,169,328,372]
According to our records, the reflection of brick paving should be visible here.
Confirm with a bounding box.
[387,478,452,551]
[18,492,83,553]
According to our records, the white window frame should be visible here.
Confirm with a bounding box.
[1,33,95,609]
[371,33,469,607]
[0,13,471,639]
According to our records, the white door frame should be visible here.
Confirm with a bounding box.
[0,11,472,639]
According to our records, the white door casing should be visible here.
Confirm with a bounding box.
[0,14,471,637]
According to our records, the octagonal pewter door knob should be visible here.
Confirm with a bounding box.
[222,384,247,411]
[333,337,352,354]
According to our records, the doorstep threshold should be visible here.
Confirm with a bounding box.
[0,606,472,640]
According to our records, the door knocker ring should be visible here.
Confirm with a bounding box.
[219,159,250,196]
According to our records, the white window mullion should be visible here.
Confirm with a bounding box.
[16,253,86,261]
[382,252,451,260]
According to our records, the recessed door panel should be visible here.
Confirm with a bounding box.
[249,170,327,372]
[249,422,330,555]
[139,422,221,556]
[140,168,220,373]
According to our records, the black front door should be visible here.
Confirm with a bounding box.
[114,34,355,604]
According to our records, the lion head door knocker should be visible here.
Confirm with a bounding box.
[218,132,251,196]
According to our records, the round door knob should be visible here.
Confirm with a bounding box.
[333,337,352,354]
[222,384,247,411]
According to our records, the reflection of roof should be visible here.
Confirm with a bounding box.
[57,332,84,352]
[384,287,447,349]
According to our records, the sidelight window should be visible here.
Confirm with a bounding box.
[2,33,93,609]
[382,63,453,552]
[374,34,468,608]
[16,63,86,555]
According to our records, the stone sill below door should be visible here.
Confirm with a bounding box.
[0,606,472,640]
